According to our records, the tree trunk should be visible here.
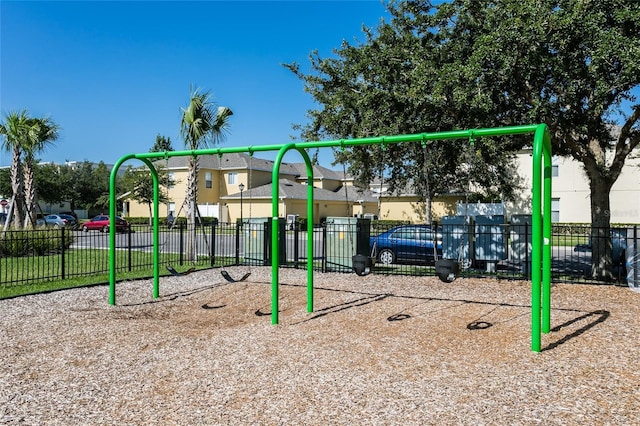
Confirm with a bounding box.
[22,160,38,228]
[10,147,26,229]
[586,166,615,281]
[147,202,153,226]
[185,157,199,262]
[424,196,433,225]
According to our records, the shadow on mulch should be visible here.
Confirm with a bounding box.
[277,282,611,351]
[115,278,612,352]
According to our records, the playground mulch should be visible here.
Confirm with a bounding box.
[1,267,639,425]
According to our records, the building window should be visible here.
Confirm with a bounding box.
[168,172,175,188]
[552,156,559,177]
[205,172,212,189]
[551,198,560,223]
[227,172,237,184]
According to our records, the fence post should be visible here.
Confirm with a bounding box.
[264,220,271,266]
[210,221,216,267]
[634,225,638,286]
[235,222,241,266]
[322,224,327,273]
[128,225,132,272]
[61,227,66,280]
[179,223,184,266]
[294,223,299,268]
[525,222,530,280]
[434,221,439,265]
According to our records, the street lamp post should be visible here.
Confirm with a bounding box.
[238,182,245,226]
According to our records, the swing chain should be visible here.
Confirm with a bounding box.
[247,149,253,224]
[459,132,477,269]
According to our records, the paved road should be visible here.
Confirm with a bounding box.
[70,228,327,260]
[70,228,624,277]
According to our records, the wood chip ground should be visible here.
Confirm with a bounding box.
[1,267,639,425]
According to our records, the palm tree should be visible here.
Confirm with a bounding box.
[0,111,32,229]
[21,117,60,227]
[180,86,233,260]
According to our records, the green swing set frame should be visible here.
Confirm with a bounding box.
[108,124,552,352]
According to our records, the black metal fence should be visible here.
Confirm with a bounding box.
[1,220,639,289]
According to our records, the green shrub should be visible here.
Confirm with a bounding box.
[126,216,219,227]
[0,229,74,257]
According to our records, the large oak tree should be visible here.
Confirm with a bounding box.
[288,0,640,280]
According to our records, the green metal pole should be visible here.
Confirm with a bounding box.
[306,161,314,313]
[293,147,315,313]
[541,127,553,333]
[531,124,553,352]
[138,158,160,298]
[531,125,545,352]
[270,145,292,324]
[270,145,316,323]
[109,154,136,305]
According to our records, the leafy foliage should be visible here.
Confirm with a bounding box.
[0,168,10,197]
[120,164,171,223]
[285,2,524,223]
[288,0,640,278]
[150,134,174,153]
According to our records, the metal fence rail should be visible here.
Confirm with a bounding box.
[1,221,638,289]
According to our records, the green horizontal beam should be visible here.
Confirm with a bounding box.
[121,125,541,162]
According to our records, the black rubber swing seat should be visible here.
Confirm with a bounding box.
[166,265,196,276]
[435,259,461,283]
[352,254,375,276]
[220,270,251,283]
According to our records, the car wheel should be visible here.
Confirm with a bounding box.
[53,224,60,229]
[102,225,109,233]
[378,249,396,265]
[82,225,89,232]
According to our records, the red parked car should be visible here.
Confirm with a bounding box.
[81,215,130,232]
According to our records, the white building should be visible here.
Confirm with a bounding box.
[509,150,640,223]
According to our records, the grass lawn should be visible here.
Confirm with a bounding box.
[0,249,231,299]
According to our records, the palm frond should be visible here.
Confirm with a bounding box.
[180,86,232,150]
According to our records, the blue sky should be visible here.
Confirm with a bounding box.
[1,0,391,168]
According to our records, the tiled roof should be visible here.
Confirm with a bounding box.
[156,152,301,176]
[222,179,378,202]
[289,163,350,181]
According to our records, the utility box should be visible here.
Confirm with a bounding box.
[627,243,640,292]
[441,215,474,267]
[509,215,533,261]
[325,217,371,272]
[475,215,507,261]
[243,217,286,266]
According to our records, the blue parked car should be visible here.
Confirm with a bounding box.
[370,225,443,265]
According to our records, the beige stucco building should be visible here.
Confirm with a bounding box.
[125,148,640,225]
[125,153,380,224]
